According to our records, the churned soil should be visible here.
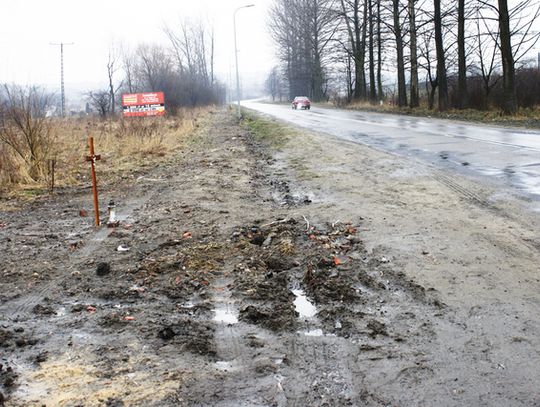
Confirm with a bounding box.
[1,107,539,406]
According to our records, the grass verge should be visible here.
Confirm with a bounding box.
[241,110,293,149]
[343,101,540,129]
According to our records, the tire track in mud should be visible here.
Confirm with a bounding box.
[432,172,491,208]
[432,171,540,255]
[187,262,291,407]
[281,335,361,406]
[211,275,245,365]
[221,217,446,407]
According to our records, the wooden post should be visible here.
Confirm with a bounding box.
[85,137,101,226]
[48,158,56,194]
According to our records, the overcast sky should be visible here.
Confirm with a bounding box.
[2,0,539,98]
[0,0,276,91]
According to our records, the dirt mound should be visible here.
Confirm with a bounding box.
[239,303,298,331]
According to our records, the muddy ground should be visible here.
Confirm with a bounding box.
[1,108,539,406]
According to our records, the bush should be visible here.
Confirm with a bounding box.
[0,85,56,182]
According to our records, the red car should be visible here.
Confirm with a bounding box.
[292,96,311,110]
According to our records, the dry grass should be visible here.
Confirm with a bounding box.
[0,107,211,202]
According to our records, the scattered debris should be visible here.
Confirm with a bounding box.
[0,362,18,389]
[96,262,111,276]
[158,326,176,340]
[32,304,55,316]
[367,319,388,338]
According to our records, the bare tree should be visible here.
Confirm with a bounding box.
[86,90,110,119]
[472,0,540,112]
[339,0,368,100]
[418,28,438,109]
[265,66,285,102]
[270,0,337,101]
[164,18,215,85]
[473,8,501,108]
[134,44,173,92]
[162,18,224,108]
[0,85,55,180]
[107,47,123,116]
[120,45,135,94]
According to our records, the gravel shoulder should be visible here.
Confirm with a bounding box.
[1,108,539,406]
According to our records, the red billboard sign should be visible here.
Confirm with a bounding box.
[122,92,165,117]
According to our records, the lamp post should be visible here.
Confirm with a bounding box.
[233,4,255,119]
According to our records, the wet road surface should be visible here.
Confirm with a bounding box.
[244,100,540,202]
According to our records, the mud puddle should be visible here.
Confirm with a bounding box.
[213,306,239,324]
[292,289,317,318]
[212,277,239,325]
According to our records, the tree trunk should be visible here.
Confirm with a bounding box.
[393,0,407,107]
[347,53,353,101]
[427,73,438,110]
[368,0,376,102]
[428,82,437,109]
[377,0,384,100]
[313,51,325,101]
[498,0,517,114]
[352,0,366,99]
[210,27,215,85]
[360,0,368,97]
[108,80,115,116]
[457,0,468,109]
[408,0,419,108]
[434,0,448,111]
[107,54,115,116]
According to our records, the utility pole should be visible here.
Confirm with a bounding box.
[50,42,74,117]
[233,4,254,119]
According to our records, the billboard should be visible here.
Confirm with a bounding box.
[122,92,165,117]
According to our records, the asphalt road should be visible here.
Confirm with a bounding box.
[243,100,540,202]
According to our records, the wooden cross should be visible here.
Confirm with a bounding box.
[85,137,101,226]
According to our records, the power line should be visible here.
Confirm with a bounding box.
[50,42,74,117]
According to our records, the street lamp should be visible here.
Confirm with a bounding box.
[233,4,255,119]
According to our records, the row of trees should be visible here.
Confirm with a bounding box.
[88,18,226,117]
[267,0,540,114]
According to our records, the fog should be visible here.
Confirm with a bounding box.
[0,0,276,105]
